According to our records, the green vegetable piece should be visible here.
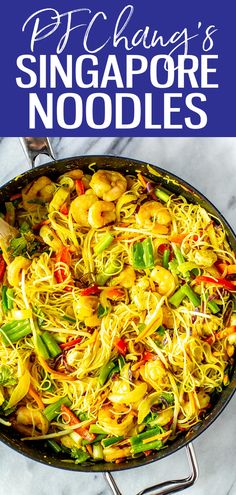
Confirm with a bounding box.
[182,284,201,307]
[156,325,165,336]
[94,233,114,255]
[132,238,154,270]
[41,332,62,358]
[9,237,27,257]
[36,335,50,360]
[70,448,90,463]
[131,439,162,454]
[2,286,8,313]
[89,424,108,434]
[160,392,174,404]
[0,365,17,386]
[6,288,14,310]
[155,188,171,203]
[1,319,31,344]
[169,287,186,307]
[62,315,76,323]
[44,397,71,422]
[47,439,62,453]
[101,436,124,448]
[207,300,220,314]
[19,222,30,234]
[99,361,116,386]
[82,434,106,446]
[97,304,109,318]
[163,249,170,269]
[92,443,104,460]
[130,426,163,454]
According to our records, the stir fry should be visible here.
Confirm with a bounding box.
[0,167,235,464]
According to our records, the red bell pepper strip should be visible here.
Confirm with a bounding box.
[55,247,71,283]
[60,337,82,350]
[60,202,69,216]
[75,179,85,196]
[80,284,100,296]
[0,254,6,282]
[115,338,127,356]
[195,275,236,291]
[9,193,22,201]
[61,404,96,442]
[143,351,156,362]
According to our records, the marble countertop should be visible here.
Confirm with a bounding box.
[0,137,236,495]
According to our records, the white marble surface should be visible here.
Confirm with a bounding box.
[0,137,236,495]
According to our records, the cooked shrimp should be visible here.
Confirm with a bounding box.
[14,406,49,435]
[22,176,55,211]
[7,256,31,287]
[90,170,127,201]
[98,405,134,436]
[151,266,176,296]
[70,194,98,226]
[111,266,136,288]
[88,201,116,229]
[136,201,171,228]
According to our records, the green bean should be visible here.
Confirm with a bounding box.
[44,397,71,422]
[41,332,61,358]
[99,360,115,386]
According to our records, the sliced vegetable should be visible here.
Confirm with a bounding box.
[0,254,6,282]
[130,427,163,454]
[75,179,85,196]
[99,361,115,386]
[70,447,90,463]
[101,435,124,448]
[61,404,96,442]
[169,284,200,308]
[6,369,30,409]
[47,439,62,453]
[132,238,154,270]
[80,284,100,296]
[155,187,171,203]
[96,259,122,286]
[163,249,170,269]
[44,397,72,422]
[60,337,82,350]
[2,286,8,313]
[115,338,127,356]
[195,275,236,292]
[41,332,62,358]
[36,335,50,360]
[94,233,114,255]
[0,319,31,344]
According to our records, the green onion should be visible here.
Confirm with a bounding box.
[92,443,104,460]
[96,259,122,286]
[156,325,165,336]
[182,284,201,307]
[172,243,185,266]
[132,238,154,269]
[155,188,171,203]
[1,319,31,344]
[9,237,27,256]
[62,315,76,323]
[6,288,14,310]
[2,286,8,313]
[102,436,124,448]
[169,287,186,307]
[89,424,108,434]
[207,300,220,314]
[99,360,115,386]
[94,233,114,255]
[47,439,62,453]
[44,397,71,422]
[130,427,163,454]
[82,434,106,446]
[118,355,126,369]
[41,332,62,358]
[71,448,90,464]
[163,249,170,269]
[19,221,30,234]
[36,335,50,360]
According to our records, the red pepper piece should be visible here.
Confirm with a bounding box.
[195,275,236,292]
[60,202,69,216]
[61,404,95,442]
[115,338,127,356]
[143,351,157,362]
[55,247,74,289]
[80,284,100,296]
[75,179,85,196]
[0,254,6,282]
[60,337,82,350]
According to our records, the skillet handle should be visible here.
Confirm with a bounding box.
[104,443,198,495]
[20,137,55,168]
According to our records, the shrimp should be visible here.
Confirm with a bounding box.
[22,176,55,211]
[88,201,116,229]
[70,194,98,227]
[98,405,134,436]
[136,201,172,228]
[7,256,31,287]
[151,266,176,296]
[90,170,127,201]
[14,406,49,436]
[111,265,136,288]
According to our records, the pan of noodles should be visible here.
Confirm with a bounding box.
[0,138,235,494]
